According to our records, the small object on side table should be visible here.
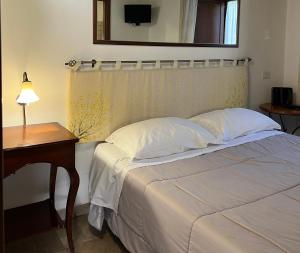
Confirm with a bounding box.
[259,103,300,134]
[3,123,79,253]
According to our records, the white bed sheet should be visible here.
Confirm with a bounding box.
[89,130,283,231]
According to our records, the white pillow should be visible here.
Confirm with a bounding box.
[106,117,217,160]
[191,108,281,143]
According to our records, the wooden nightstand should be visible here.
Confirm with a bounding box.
[3,123,79,253]
[260,103,300,134]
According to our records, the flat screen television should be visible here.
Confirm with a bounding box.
[124,5,151,26]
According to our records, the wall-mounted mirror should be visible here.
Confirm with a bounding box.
[93,0,240,47]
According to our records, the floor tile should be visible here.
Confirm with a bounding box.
[5,215,127,253]
[76,237,125,253]
[34,230,65,253]
[56,215,99,248]
[5,236,38,253]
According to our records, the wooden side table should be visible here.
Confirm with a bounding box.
[3,123,79,253]
[260,103,300,134]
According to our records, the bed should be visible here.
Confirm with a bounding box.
[67,60,300,252]
[88,127,300,253]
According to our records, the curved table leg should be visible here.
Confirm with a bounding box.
[65,167,80,253]
[292,126,300,135]
[279,115,288,132]
[50,164,57,209]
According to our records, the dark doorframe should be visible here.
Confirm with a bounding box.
[0,0,4,251]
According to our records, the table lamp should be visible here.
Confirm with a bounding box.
[16,72,40,126]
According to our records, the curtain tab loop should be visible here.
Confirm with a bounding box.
[155,60,161,69]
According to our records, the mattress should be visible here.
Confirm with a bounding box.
[89,133,300,253]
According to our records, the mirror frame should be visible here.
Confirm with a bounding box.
[93,0,240,48]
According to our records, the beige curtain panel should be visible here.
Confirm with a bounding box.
[67,65,248,142]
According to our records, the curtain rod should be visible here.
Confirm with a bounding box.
[65,58,252,68]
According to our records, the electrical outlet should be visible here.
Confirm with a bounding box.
[262,71,271,80]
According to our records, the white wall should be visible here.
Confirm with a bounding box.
[2,0,287,211]
[284,0,300,103]
[111,0,150,41]
[282,0,300,133]
[111,0,181,43]
[148,0,181,42]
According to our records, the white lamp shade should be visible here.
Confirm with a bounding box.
[16,81,40,104]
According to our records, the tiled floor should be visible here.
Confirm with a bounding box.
[6,215,128,253]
